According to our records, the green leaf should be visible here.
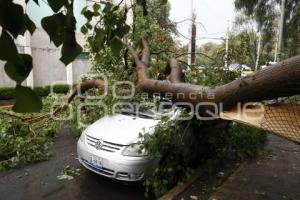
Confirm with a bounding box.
[83,10,94,21]
[110,37,123,56]
[26,0,39,5]
[48,0,68,12]
[103,3,112,13]
[60,26,83,65]
[93,3,100,12]
[136,0,143,5]
[81,26,88,34]
[0,30,20,63]
[85,22,92,30]
[41,13,65,47]
[13,85,43,113]
[4,54,33,84]
[90,28,105,52]
[60,42,82,65]
[24,14,36,35]
[115,25,130,37]
[0,0,25,38]
[34,0,39,5]
[160,0,168,5]
[60,11,83,65]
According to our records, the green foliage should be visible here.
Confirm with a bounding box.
[69,88,155,138]
[0,94,65,170]
[41,13,66,47]
[58,165,81,178]
[235,0,300,59]
[186,43,240,87]
[141,119,266,198]
[226,123,267,159]
[4,54,33,84]
[33,84,71,96]
[13,85,43,113]
[0,0,173,113]
[47,0,68,13]
[82,2,130,57]
[228,31,258,68]
[86,0,177,83]
[185,65,239,87]
[0,117,53,170]
[0,30,20,63]
[69,95,106,137]
[146,0,175,31]
[0,84,70,100]
[0,87,16,100]
[196,28,274,73]
[141,117,193,197]
[0,0,36,38]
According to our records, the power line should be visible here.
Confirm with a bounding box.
[175,30,224,41]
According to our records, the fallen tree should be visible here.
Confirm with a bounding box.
[126,39,300,108]
[25,39,300,143]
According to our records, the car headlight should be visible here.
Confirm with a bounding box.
[79,130,86,142]
[122,144,148,157]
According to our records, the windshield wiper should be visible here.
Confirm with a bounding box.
[137,114,153,119]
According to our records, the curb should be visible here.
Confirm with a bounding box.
[0,105,13,110]
[159,168,203,200]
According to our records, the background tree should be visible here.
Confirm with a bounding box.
[235,0,300,59]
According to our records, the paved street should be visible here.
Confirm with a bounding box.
[0,127,145,200]
[174,135,300,200]
[209,135,300,200]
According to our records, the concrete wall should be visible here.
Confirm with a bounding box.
[73,54,91,83]
[30,28,68,86]
[0,61,16,87]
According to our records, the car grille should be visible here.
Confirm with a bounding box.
[86,134,124,153]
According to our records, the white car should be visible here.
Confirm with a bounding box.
[77,107,180,181]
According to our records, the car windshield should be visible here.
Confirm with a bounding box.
[119,109,155,119]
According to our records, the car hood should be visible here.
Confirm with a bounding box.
[85,114,159,145]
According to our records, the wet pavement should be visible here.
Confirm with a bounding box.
[0,100,14,106]
[0,127,145,200]
[208,135,300,200]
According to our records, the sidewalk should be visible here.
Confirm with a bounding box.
[175,135,300,200]
[209,135,300,200]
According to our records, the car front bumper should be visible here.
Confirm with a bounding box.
[77,139,157,182]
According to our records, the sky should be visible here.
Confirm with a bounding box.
[27,0,87,30]
[169,0,236,45]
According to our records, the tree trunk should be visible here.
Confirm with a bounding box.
[26,39,300,143]
[126,39,300,111]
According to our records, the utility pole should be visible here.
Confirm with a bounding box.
[188,0,196,66]
[255,32,262,71]
[224,20,230,69]
[275,0,286,62]
[191,13,197,65]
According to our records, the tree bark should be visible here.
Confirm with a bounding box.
[126,39,300,111]
[26,39,300,131]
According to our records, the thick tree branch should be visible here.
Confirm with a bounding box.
[127,40,300,111]
[24,80,109,124]
[166,58,183,83]
[26,39,300,130]
[141,38,150,67]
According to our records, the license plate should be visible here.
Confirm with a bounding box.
[90,156,103,168]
